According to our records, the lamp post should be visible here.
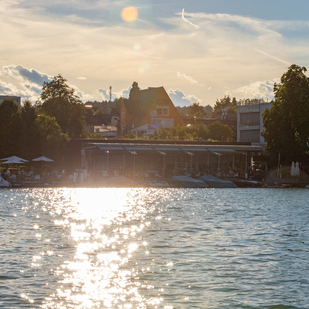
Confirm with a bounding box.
[130,151,137,176]
[241,152,248,179]
[214,152,222,176]
[158,151,166,179]
[106,151,109,171]
[187,152,194,175]
[245,152,248,179]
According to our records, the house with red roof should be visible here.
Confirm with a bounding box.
[118,86,184,137]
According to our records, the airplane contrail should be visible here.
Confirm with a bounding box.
[182,8,199,29]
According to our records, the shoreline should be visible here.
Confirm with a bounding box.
[3,178,309,189]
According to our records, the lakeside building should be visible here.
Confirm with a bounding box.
[119,87,184,137]
[0,95,21,106]
[81,141,263,179]
[237,102,271,144]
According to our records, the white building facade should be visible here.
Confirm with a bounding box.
[237,103,271,144]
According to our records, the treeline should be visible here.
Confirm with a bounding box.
[0,74,86,160]
[262,64,309,165]
[124,121,234,142]
[176,97,268,119]
[0,99,69,160]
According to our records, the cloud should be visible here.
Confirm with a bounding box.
[77,76,87,80]
[182,8,199,29]
[232,79,279,100]
[251,48,291,66]
[96,87,131,101]
[1,3,309,106]
[0,64,53,100]
[177,72,198,85]
[168,89,201,107]
[0,64,95,102]
[0,79,23,95]
[2,64,52,85]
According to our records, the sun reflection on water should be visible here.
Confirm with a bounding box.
[40,188,164,309]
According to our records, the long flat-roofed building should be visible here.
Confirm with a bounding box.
[81,141,263,179]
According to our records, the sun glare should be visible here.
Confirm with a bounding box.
[121,6,138,22]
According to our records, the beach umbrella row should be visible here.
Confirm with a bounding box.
[0,156,54,164]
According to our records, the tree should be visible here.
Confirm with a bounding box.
[35,115,69,160]
[207,121,233,142]
[37,74,86,138]
[203,105,213,118]
[0,99,22,157]
[21,100,40,159]
[129,81,140,100]
[110,97,124,115]
[189,102,206,117]
[212,95,237,116]
[176,124,186,140]
[169,125,177,139]
[123,131,136,139]
[262,64,309,165]
[158,127,168,139]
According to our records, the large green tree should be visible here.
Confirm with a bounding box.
[0,99,22,157]
[189,102,206,117]
[110,97,124,115]
[37,74,86,138]
[207,121,233,142]
[21,100,40,159]
[262,64,309,165]
[129,81,140,100]
[212,96,237,116]
[35,115,69,160]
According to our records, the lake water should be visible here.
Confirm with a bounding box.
[0,188,309,308]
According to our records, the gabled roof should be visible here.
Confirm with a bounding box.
[124,86,172,129]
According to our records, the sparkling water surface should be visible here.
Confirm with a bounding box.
[0,188,309,308]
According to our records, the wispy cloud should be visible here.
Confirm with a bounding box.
[1,2,309,105]
[181,8,199,29]
[177,72,198,85]
[252,48,291,66]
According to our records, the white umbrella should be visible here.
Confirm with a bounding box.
[1,158,27,164]
[32,156,54,162]
[291,161,295,176]
[295,162,299,176]
[1,156,28,162]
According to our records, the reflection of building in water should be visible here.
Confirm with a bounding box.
[81,141,263,179]
[119,86,184,137]
[0,95,21,106]
[237,102,271,144]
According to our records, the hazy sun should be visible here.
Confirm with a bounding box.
[121,6,138,22]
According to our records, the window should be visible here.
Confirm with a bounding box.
[156,106,169,116]
[239,112,259,126]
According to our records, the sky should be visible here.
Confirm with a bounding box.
[1,0,309,107]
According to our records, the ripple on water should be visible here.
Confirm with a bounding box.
[0,188,308,308]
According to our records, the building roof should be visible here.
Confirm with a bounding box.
[123,86,181,130]
[87,142,263,154]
